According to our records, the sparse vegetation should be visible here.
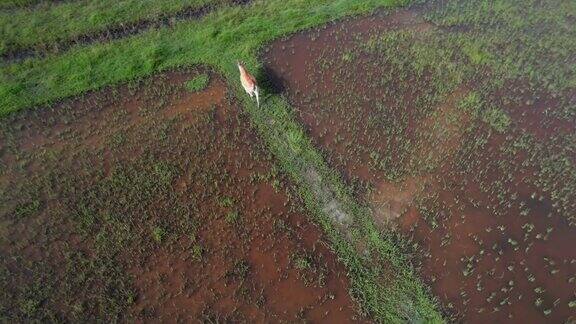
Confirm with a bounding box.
[0,70,368,322]
[263,0,575,322]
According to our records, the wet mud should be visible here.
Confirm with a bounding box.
[262,6,576,323]
[0,68,365,322]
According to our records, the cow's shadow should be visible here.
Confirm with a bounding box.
[257,65,286,98]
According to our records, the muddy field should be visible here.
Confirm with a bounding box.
[263,3,576,323]
[1,0,575,322]
[0,69,366,322]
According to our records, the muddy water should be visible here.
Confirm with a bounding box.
[262,7,576,323]
[403,127,576,323]
[0,69,366,322]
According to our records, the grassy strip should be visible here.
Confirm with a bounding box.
[0,0,217,55]
[0,0,444,321]
[0,0,409,116]
[243,93,443,322]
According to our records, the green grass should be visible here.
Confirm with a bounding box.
[249,95,443,322]
[423,0,575,224]
[225,210,239,223]
[481,106,510,133]
[425,0,576,92]
[0,0,570,317]
[0,0,47,10]
[185,73,209,92]
[1,0,412,116]
[3,0,571,321]
[152,226,167,242]
[0,0,218,55]
[1,155,181,321]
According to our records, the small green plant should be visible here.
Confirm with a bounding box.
[342,51,354,62]
[185,74,210,92]
[109,132,126,147]
[153,162,176,185]
[294,256,311,270]
[462,43,492,65]
[191,244,203,261]
[152,226,166,243]
[19,298,40,316]
[225,210,239,224]
[13,200,40,219]
[218,196,234,208]
[227,260,250,279]
[458,92,482,113]
[482,107,510,133]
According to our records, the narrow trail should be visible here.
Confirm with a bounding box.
[253,6,478,322]
[0,0,251,63]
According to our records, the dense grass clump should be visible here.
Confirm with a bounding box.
[185,73,210,92]
[0,0,41,9]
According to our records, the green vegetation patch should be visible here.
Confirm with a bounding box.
[481,106,510,133]
[0,0,50,10]
[185,73,210,92]
[0,0,217,55]
[425,0,576,92]
[0,0,412,116]
[422,0,575,222]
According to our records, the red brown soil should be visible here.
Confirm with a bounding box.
[262,7,576,323]
[0,69,366,322]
